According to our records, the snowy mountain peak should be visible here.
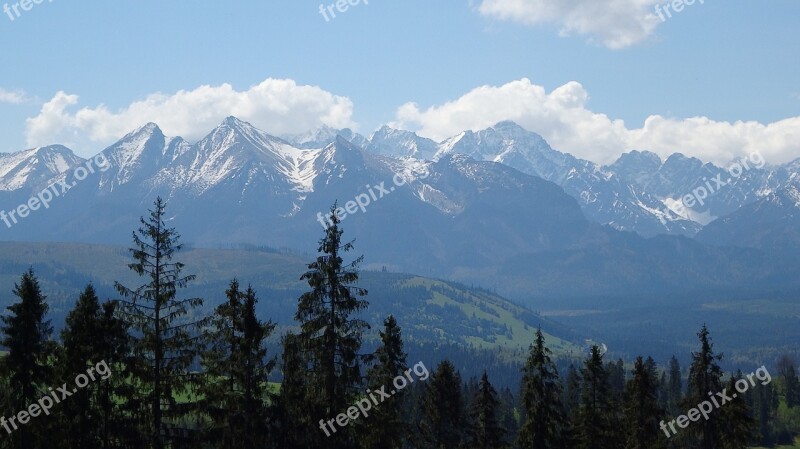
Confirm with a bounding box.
[222,115,242,126]
[369,125,421,144]
[188,117,299,186]
[97,122,175,189]
[3,118,792,241]
[606,150,663,183]
[493,119,525,130]
[282,125,369,150]
[124,122,163,141]
[663,152,702,168]
[326,135,366,165]
[290,124,338,143]
[220,116,265,132]
[368,126,438,160]
[434,121,560,173]
[611,150,662,167]
[108,122,166,158]
[491,120,545,141]
[35,145,82,174]
[0,145,83,191]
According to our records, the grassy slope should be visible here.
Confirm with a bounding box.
[401,277,575,353]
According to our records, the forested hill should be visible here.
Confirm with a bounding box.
[0,240,580,359]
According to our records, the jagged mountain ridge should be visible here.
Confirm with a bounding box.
[364,121,800,237]
[7,118,796,240]
[2,117,799,302]
[2,117,797,243]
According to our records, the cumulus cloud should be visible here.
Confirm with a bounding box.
[478,0,663,49]
[392,78,800,165]
[25,79,356,155]
[0,88,27,104]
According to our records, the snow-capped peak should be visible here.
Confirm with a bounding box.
[0,145,83,191]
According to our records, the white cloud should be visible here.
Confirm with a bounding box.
[392,78,800,165]
[478,0,663,49]
[0,88,28,104]
[25,79,356,155]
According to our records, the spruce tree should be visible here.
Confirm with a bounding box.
[607,358,626,400]
[605,358,627,447]
[95,300,136,449]
[517,329,565,449]
[56,294,133,448]
[562,363,582,448]
[684,325,725,449]
[751,377,779,446]
[295,205,369,449]
[720,372,756,449]
[467,371,507,449]
[276,332,308,449]
[360,315,407,449]
[58,284,104,449]
[114,197,207,449]
[622,356,664,449]
[575,345,615,449]
[239,285,275,447]
[200,280,275,449]
[0,269,54,449]
[666,356,683,417]
[200,280,242,449]
[497,387,518,443]
[564,364,582,415]
[418,360,465,449]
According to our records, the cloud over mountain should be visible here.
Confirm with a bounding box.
[25,79,356,156]
[393,78,800,165]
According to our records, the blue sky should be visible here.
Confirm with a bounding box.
[0,0,797,164]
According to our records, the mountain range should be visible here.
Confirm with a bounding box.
[1,117,799,305]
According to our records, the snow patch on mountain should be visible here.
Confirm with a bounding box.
[0,146,83,191]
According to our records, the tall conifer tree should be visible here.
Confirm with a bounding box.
[295,205,369,449]
[575,346,615,449]
[418,360,465,449]
[684,325,725,449]
[517,329,565,449]
[96,300,136,449]
[622,356,664,449]
[115,197,207,449]
[360,315,407,449]
[721,372,756,449]
[467,371,507,449]
[276,332,308,449]
[0,269,54,449]
[666,356,683,417]
[200,280,275,449]
[59,284,104,449]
